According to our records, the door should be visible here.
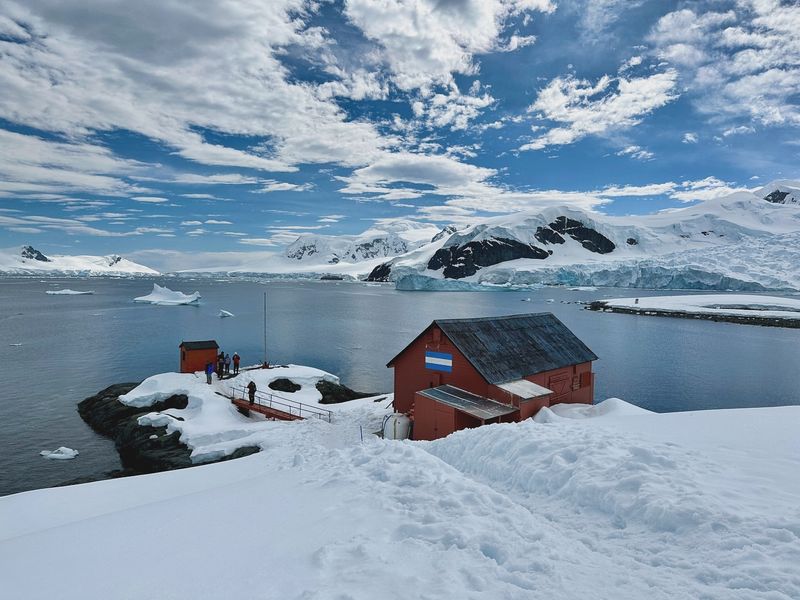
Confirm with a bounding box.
[548,372,571,404]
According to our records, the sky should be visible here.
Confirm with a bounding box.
[0,0,798,266]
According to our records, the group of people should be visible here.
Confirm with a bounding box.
[204,350,240,384]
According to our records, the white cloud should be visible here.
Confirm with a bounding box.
[253,180,313,193]
[682,132,699,144]
[616,145,654,161]
[647,2,800,132]
[133,196,168,203]
[204,219,233,225]
[521,70,678,150]
[343,0,554,92]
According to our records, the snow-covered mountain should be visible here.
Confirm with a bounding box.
[366,182,800,291]
[0,245,159,276]
[285,220,441,265]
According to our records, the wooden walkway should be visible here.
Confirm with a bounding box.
[230,386,333,423]
[231,397,303,421]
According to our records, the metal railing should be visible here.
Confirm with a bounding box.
[232,386,333,423]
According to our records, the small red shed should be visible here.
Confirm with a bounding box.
[387,313,597,440]
[179,340,219,373]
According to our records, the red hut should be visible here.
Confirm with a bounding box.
[387,313,597,440]
[179,340,219,373]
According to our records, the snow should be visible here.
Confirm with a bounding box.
[38,447,78,460]
[603,293,800,320]
[0,246,159,276]
[118,365,387,463]
[133,283,201,305]
[218,309,234,318]
[2,398,798,599]
[45,289,94,295]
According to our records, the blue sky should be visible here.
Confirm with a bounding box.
[0,0,798,264]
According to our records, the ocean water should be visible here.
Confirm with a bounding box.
[1,277,799,496]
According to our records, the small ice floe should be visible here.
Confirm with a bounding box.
[134,283,201,306]
[546,298,555,303]
[46,289,94,295]
[9,343,22,347]
[521,297,532,302]
[40,447,79,460]
[218,309,235,318]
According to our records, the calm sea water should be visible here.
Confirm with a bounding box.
[2,277,799,496]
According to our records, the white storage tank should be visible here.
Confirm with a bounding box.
[382,413,412,440]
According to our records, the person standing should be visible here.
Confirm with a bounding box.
[205,362,214,385]
[224,353,231,375]
[232,352,240,375]
[247,380,257,406]
[217,353,225,379]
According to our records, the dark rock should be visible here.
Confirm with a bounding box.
[21,245,50,262]
[427,237,549,279]
[269,378,301,393]
[316,380,374,405]
[366,262,392,282]
[78,383,196,473]
[534,227,565,245]
[764,190,791,204]
[549,216,616,254]
[320,274,344,281]
[626,238,638,245]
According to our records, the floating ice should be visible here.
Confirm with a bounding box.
[218,309,234,318]
[45,289,94,295]
[133,284,200,306]
[39,447,79,460]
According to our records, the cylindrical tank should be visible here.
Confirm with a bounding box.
[382,413,412,440]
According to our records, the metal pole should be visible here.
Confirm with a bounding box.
[263,291,267,366]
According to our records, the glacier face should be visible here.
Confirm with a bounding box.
[367,183,800,291]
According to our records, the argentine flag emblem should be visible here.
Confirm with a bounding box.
[425,351,453,372]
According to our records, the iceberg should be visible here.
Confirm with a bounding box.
[39,447,79,460]
[45,289,94,295]
[133,284,200,306]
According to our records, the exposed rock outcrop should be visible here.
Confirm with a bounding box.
[548,216,616,254]
[366,262,393,282]
[428,237,550,279]
[21,245,50,262]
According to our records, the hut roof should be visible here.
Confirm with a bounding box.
[417,385,518,420]
[179,340,219,350]
[388,313,597,384]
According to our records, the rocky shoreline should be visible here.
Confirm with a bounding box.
[586,301,800,328]
[73,376,374,484]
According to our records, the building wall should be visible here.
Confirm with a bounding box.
[180,348,218,374]
[392,326,489,414]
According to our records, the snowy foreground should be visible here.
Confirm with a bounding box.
[133,283,201,305]
[602,294,800,321]
[2,383,799,599]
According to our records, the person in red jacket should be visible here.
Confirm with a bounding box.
[232,352,240,375]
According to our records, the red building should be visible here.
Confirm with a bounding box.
[179,340,219,373]
[387,313,597,440]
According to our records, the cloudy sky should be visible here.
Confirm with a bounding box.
[0,0,798,260]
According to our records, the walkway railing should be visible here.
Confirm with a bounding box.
[232,386,333,423]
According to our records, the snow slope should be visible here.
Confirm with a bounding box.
[370,182,800,290]
[1,399,798,599]
[0,245,159,276]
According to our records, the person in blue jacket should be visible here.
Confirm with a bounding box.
[205,362,214,385]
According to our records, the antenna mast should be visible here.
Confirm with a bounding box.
[263,291,267,366]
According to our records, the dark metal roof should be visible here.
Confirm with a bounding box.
[417,385,517,420]
[179,340,219,350]
[435,313,597,384]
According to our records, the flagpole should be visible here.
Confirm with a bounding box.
[263,291,267,366]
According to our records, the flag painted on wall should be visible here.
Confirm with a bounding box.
[425,351,453,372]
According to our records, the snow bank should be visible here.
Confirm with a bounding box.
[45,289,94,295]
[2,400,799,599]
[133,283,200,305]
[39,447,78,460]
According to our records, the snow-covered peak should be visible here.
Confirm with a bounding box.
[757,180,800,205]
[0,246,159,276]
